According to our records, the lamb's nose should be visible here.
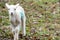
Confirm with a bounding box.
[11,12,13,15]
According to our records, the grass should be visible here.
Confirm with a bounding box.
[0,0,60,40]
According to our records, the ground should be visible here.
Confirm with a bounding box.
[0,0,60,40]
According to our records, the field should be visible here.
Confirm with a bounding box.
[0,0,60,40]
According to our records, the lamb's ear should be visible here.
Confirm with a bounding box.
[5,3,9,8]
[15,3,19,7]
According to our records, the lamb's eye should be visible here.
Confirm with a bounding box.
[8,9,10,10]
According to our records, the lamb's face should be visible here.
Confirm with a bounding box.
[5,3,19,16]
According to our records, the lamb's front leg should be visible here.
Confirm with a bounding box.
[14,24,21,40]
[14,30,19,40]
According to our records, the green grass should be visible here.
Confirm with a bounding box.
[0,0,60,40]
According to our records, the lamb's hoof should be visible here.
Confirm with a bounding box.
[23,34,27,37]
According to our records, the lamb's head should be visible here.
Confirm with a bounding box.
[5,3,19,16]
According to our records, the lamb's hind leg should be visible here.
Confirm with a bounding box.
[22,17,26,36]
